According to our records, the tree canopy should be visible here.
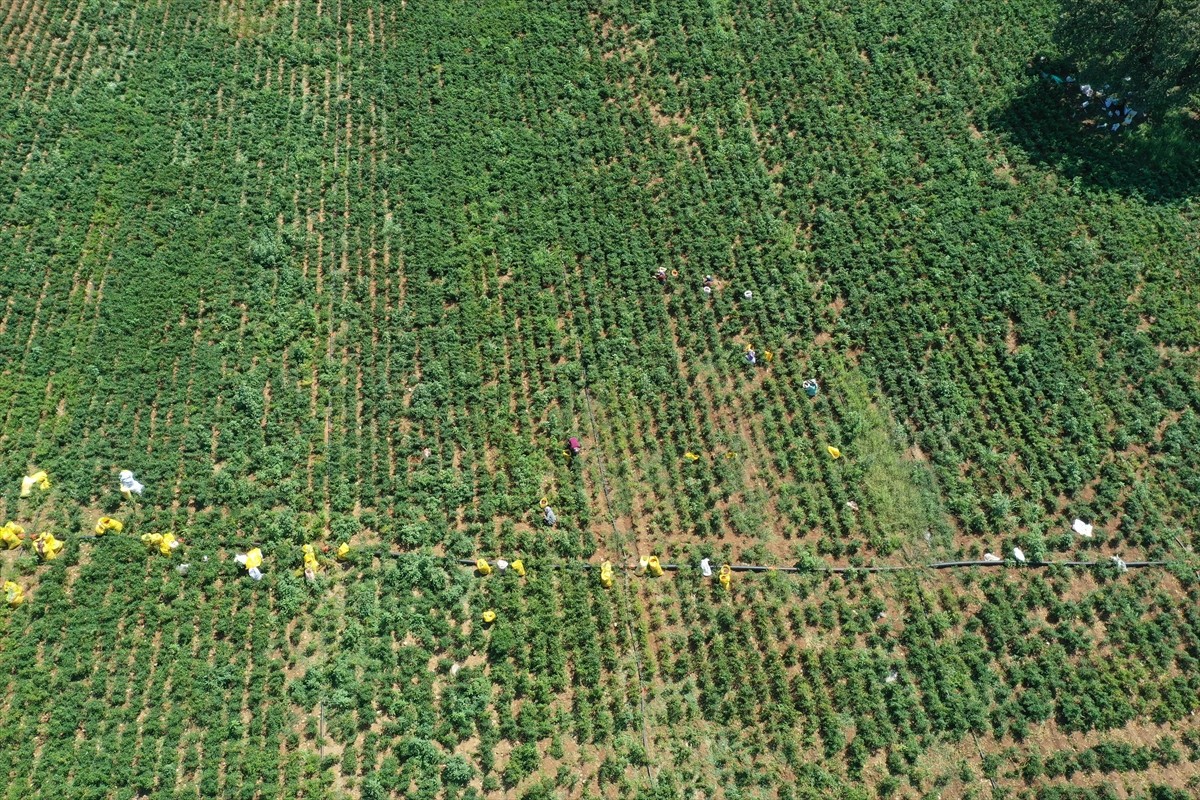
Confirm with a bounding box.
[1057,0,1200,118]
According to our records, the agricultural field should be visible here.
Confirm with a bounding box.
[1,1,1199,799]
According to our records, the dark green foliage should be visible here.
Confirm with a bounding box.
[1055,0,1200,119]
[1,2,1198,800]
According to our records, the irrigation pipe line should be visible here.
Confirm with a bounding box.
[567,270,659,787]
[577,375,659,787]
[451,557,1177,574]
[58,534,1184,576]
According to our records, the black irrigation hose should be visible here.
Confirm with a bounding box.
[453,556,1179,573]
[56,546,1184,583]
[582,405,659,783]
[63,548,1178,574]
[929,559,1171,569]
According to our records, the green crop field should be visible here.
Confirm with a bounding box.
[1,1,1199,799]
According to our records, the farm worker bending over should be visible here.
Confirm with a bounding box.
[236,548,264,581]
[32,532,63,561]
[543,506,557,527]
[655,268,667,283]
[599,561,614,588]
[744,348,757,365]
[302,544,320,581]
[119,470,144,499]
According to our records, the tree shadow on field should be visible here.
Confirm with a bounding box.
[990,78,1200,203]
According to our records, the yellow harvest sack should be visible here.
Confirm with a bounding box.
[95,517,124,535]
[0,522,25,549]
[3,580,23,607]
[20,471,50,497]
